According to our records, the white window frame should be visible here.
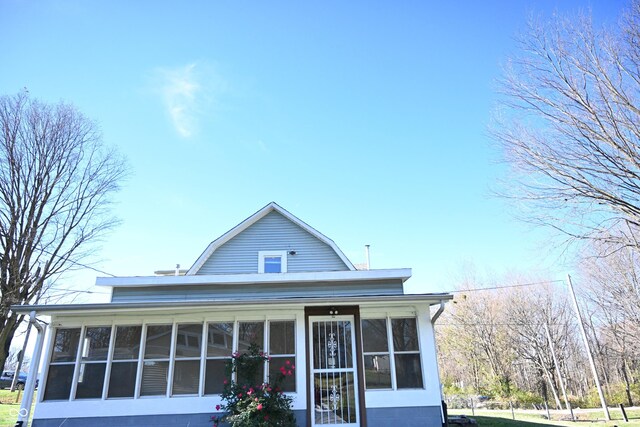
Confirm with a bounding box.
[266,320,296,392]
[41,316,298,401]
[171,323,203,396]
[258,250,287,273]
[360,316,424,391]
[361,318,392,390]
[74,325,112,400]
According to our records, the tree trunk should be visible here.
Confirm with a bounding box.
[0,314,20,372]
[542,364,562,410]
[622,359,634,407]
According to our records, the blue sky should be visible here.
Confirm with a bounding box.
[0,0,626,300]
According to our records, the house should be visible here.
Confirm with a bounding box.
[13,202,452,427]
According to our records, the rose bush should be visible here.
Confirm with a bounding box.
[212,343,297,427]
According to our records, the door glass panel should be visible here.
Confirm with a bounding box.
[313,373,357,424]
[312,321,352,370]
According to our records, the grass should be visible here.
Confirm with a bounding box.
[0,389,36,427]
[450,407,640,427]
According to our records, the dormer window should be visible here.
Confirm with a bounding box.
[258,251,287,273]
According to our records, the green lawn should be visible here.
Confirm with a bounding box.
[0,389,35,427]
[450,408,640,427]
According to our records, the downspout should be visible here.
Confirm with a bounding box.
[430,300,447,427]
[15,311,47,427]
[431,300,445,325]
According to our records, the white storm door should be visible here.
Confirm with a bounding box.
[309,316,360,427]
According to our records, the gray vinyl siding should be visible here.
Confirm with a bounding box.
[196,211,349,275]
[110,279,404,303]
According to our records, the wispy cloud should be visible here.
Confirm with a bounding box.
[152,62,221,138]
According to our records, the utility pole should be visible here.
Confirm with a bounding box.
[544,323,574,421]
[567,274,610,421]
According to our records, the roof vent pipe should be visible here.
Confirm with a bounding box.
[365,245,370,270]
[175,264,180,276]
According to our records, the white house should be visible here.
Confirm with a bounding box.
[14,202,451,427]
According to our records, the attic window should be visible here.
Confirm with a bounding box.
[258,251,287,273]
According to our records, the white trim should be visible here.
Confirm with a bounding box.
[14,294,451,317]
[186,202,356,275]
[258,250,288,273]
[96,268,412,288]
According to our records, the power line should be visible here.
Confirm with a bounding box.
[37,247,117,277]
[0,231,118,277]
[46,286,110,295]
[446,279,565,294]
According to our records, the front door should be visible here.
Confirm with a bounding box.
[309,316,360,426]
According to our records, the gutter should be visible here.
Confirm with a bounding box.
[15,311,46,427]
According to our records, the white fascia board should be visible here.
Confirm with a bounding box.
[11,293,453,316]
[96,268,412,288]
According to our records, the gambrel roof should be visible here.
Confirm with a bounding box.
[186,202,356,275]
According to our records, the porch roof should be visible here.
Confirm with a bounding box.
[11,293,452,316]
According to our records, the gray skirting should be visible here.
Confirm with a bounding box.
[32,406,441,427]
[31,410,307,427]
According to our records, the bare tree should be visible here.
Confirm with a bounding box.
[493,1,640,254]
[580,246,640,406]
[0,91,127,371]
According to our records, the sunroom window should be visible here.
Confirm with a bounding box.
[42,319,297,400]
[204,322,234,395]
[172,323,202,395]
[44,328,81,400]
[268,320,296,392]
[75,326,111,399]
[108,325,141,398]
[140,324,172,396]
[361,317,423,390]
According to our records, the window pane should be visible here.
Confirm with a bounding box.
[237,360,264,386]
[361,319,388,353]
[175,324,202,358]
[207,323,234,357]
[108,362,137,398]
[172,360,200,395]
[144,325,172,359]
[51,328,81,362]
[43,365,75,400]
[75,362,106,399]
[205,359,228,395]
[238,322,264,352]
[82,327,111,361]
[268,356,295,392]
[391,318,419,352]
[113,326,142,360]
[395,354,423,389]
[264,256,281,273]
[363,354,391,389]
[270,321,295,355]
[140,361,169,396]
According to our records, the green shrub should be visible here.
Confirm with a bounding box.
[212,343,296,427]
